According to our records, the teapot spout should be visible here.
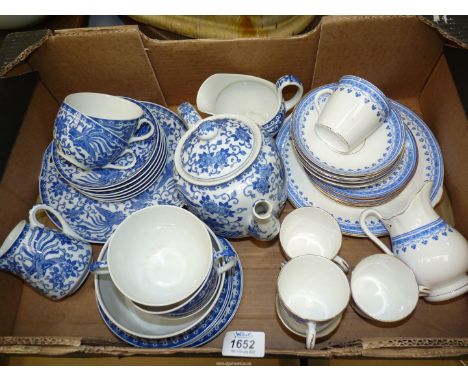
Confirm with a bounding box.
[248,200,280,241]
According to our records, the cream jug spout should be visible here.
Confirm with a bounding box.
[248,200,280,241]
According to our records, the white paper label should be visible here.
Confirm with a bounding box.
[222,331,265,358]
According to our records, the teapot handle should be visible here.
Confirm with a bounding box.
[177,102,202,130]
[359,209,393,255]
[29,204,84,241]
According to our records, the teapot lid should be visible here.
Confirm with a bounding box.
[175,114,262,186]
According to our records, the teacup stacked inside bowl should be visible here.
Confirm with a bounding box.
[51,93,168,202]
[291,75,417,207]
[91,206,237,339]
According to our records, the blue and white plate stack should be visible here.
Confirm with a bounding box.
[39,98,186,243]
[50,98,168,203]
[290,83,418,207]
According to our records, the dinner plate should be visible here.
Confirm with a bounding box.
[292,84,405,178]
[97,232,243,348]
[39,103,186,243]
[276,100,443,237]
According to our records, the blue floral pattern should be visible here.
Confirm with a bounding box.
[0,223,92,300]
[180,118,254,181]
[90,117,138,142]
[97,234,243,348]
[179,136,287,238]
[40,103,186,243]
[261,102,286,137]
[392,218,454,255]
[54,103,129,169]
[52,101,166,190]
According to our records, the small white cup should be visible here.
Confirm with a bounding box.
[314,75,390,154]
[351,254,431,322]
[279,207,349,273]
[277,255,350,349]
[91,206,214,307]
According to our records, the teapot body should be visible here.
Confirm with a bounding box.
[178,135,287,238]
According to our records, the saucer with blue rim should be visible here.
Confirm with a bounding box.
[97,231,243,348]
[277,99,443,237]
[291,83,406,179]
[39,103,186,243]
[52,100,167,191]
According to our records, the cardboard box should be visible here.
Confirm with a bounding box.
[0,16,467,359]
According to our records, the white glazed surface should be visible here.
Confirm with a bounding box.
[0,221,26,256]
[280,207,342,259]
[65,92,143,120]
[277,100,444,237]
[277,255,350,321]
[276,295,343,339]
[351,254,420,322]
[107,206,213,306]
[196,74,281,124]
[95,245,225,339]
[315,86,386,153]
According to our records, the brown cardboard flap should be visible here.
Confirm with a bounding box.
[27,26,166,105]
[141,28,320,105]
[0,336,466,358]
[0,30,51,77]
[313,16,443,98]
[419,55,468,236]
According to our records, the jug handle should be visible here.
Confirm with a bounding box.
[29,204,85,242]
[276,75,304,113]
[177,102,202,130]
[359,209,393,255]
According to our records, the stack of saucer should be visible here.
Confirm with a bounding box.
[51,93,168,203]
[291,76,418,207]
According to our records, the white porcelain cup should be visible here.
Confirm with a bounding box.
[90,206,216,307]
[279,207,349,273]
[277,255,350,349]
[351,254,431,322]
[314,75,390,154]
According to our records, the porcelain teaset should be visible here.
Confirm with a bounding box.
[0,72,466,350]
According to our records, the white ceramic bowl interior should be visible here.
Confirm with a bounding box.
[107,206,213,306]
[351,254,419,322]
[278,255,350,321]
[214,80,279,125]
[64,92,143,121]
[279,207,342,259]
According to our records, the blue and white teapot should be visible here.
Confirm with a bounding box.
[175,103,287,240]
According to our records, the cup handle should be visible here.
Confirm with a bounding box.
[306,322,317,350]
[359,209,393,255]
[418,285,432,297]
[128,118,156,143]
[28,204,84,241]
[102,150,137,170]
[90,260,110,275]
[214,249,237,275]
[276,75,304,112]
[314,88,334,114]
[333,255,350,274]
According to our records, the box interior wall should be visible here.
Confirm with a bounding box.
[0,16,467,357]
